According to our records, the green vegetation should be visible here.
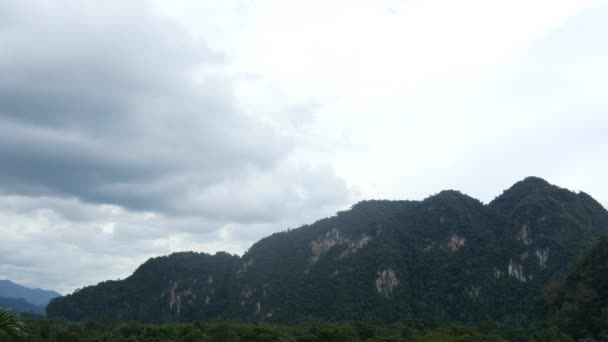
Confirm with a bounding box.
[0,318,579,342]
[0,307,26,337]
[47,177,608,326]
[12,237,608,341]
[540,237,608,340]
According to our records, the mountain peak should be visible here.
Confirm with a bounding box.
[503,176,552,195]
[46,179,608,324]
[431,189,471,199]
[489,176,553,210]
[423,189,483,209]
[518,176,550,187]
[0,279,61,307]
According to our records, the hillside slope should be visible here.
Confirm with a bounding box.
[541,237,608,339]
[0,296,45,314]
[0,280,60,307]
[47,177,608,323]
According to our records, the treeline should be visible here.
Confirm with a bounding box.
[3,237,606,341]
[0,317,584,342]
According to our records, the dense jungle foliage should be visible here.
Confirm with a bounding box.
[47,178,608,326]
[7,237,608,341]
[539,237,608,340]
[0,317,585,342]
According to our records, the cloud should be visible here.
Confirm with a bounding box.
[0,0,352,293]
[0,0,349,219]
[1,0,605,294]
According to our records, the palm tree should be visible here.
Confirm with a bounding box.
[0,307,26,337]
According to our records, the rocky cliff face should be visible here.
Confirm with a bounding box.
[47,177,608,323]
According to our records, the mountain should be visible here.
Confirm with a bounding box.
[0,296,45,314]
[47,177,608,324]
[540,236,608,339]
[0,280,61,307]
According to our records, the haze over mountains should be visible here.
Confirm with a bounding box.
[47,177,608,324]
[0,279,60,314]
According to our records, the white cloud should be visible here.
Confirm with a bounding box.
[0,194,334,293]
[1,0,607,293]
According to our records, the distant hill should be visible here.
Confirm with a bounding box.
[0,296,45,314]
[0,280,61,307]
[47,177,608,324]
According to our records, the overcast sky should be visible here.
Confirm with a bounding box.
[1,0,607,294]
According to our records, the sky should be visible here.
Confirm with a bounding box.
[0,0,607,294]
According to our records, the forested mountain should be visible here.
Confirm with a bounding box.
[540,236,608,340]
[0,280,60,307]
[47,177,608,324]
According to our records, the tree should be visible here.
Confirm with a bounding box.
[0,307,26,337]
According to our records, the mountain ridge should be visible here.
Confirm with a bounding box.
[47,177,608,324]
[0,296,45,314]
[0,279,61,307]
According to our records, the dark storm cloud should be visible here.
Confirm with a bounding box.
[0,1,349,221]
[0,0,350,293]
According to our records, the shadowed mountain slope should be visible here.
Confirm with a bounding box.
[47,177,608,324]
